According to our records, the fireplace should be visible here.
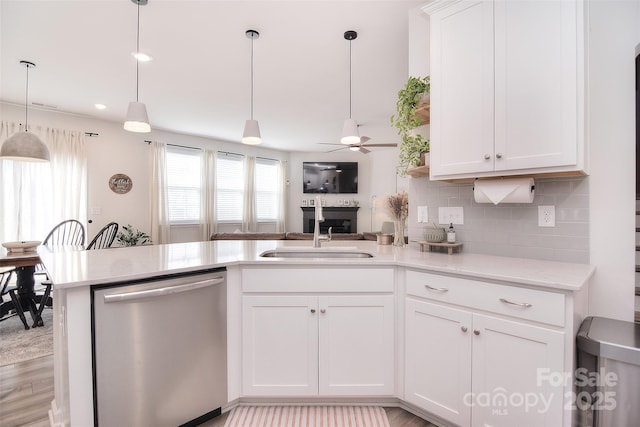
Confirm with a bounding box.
[301,207,359,234]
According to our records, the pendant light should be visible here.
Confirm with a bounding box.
[341,30,360,145]
[124,0,150,133]
[0,60,50,162]
[242,29,262,145]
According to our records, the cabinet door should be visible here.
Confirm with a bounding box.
[405,298,473,427]
[471,314,565,427]
[318,295,394,396]
[494,0,578,171]
[242,295,318,395]
[429,0,494,177]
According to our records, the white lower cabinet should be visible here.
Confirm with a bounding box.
[405,270,567,427]
[243,294,394,396]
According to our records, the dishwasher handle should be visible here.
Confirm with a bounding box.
[104,276,225,303]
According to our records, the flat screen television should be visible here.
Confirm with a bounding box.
[303,162,358,194]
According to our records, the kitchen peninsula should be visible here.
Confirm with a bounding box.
[40,240,594,427]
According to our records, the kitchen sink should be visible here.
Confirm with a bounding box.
[259,249,374,259]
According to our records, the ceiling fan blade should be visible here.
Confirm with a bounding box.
[364,143,398,148]
[325,146,347,153]
[317,142,344,146]
[359,147,371,154]
[359,136,371,144]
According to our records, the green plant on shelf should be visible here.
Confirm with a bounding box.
[391,75,431,176]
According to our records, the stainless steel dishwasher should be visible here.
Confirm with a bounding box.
[91,268,227,427]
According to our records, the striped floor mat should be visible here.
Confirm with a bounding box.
[224,406,390,427]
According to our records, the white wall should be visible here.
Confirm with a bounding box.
[0,102,289,242]
[587,0,639,321]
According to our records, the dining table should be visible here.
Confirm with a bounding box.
[0,248,46,329]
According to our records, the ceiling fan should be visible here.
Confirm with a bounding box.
[318,137,397,154]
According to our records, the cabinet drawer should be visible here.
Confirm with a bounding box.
[243,267,394,293]
[406,270,565,327]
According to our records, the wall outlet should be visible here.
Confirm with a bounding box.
[538,205,555,227]
[438,206,464,225]
[417,206,429,223]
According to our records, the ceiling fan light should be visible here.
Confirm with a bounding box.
[0,131,50,162]
[242,119,262,145]
[349,145,361,152]
[340,118,360,145]
[124,101,151,133]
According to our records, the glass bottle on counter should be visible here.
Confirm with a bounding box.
[447,223,456,243]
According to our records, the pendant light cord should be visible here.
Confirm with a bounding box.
[348,38,352,119]
[24,64,30,131]
[135,1,140,102]
[250,35,254,120]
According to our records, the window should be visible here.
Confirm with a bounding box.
[255,158,281,222]
[216,153,244,222]
[166,146,201,224]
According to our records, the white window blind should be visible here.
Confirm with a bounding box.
[216,153,244,222]
[166,146,201,224]
[255,158,280,222]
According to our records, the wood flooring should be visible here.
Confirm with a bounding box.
[0,355,435,427]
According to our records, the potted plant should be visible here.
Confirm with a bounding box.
[116,224,152,247]
[390,76,431,175]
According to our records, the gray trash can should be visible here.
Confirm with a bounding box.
[576,316,640,427]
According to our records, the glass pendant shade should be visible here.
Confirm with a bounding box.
[340,118,360,145]
[242,119,262,145]
[124,101,151,133]
[0,131,50,162]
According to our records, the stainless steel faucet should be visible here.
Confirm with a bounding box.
[313,196,332,248]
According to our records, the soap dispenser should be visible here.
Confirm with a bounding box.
[447,223,456,243]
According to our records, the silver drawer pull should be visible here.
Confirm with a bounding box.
[499,298,532,308]
[425,284,449,293]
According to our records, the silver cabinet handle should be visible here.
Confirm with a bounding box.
[496,153,503,159]
[474,330,480,336]
[104,277,224,303]
[484,154,491,160]
[424,284,449,293]
[499,298,532,308]
[320,309,326,314]
[461,326,468,333]
[311,309,316,314]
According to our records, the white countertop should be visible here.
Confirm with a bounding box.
[38,240,594,292]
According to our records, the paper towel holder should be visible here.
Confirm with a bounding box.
[472,178,535,193]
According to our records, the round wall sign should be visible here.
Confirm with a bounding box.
[109,173,133,194]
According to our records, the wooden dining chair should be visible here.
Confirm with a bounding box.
[42,219,86,247]
[34,219,87,326]
[86,222,119,250]
[0,267,29,330]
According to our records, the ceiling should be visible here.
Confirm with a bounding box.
[0,0,423,153]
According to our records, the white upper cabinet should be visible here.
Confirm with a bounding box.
[425,0,585,180]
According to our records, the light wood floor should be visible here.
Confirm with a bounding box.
[0,355,435,427]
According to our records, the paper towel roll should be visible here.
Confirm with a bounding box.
[473,178,535,204]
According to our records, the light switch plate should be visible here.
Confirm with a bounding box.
[417,206,429,223]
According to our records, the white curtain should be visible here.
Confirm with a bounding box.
[150,141,171,244]
[0,121,86,244]
[201,149,217,240]
[276,160,287,232]
[242,155,256,232]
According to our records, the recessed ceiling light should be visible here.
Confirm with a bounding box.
[95,104,107,110]
[132,52,153,62]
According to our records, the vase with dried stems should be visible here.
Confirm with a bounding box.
[386,191,408,247]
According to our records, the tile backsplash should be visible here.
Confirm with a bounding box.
[408,176,589,263]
